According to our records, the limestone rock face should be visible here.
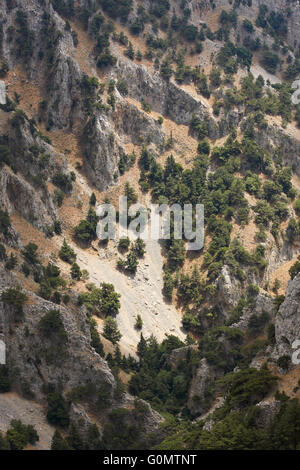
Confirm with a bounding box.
[47,54,84,130]
[168,346,216,417]
[216,265,243,313]
[274,273,300,358]
[255,400,281,428]
[69,397,163,447]
[0,274,115,403]
[187,358,217,416]
[83,113,125,191]
[0,0,73,73]
[69,402,97,440]
[0,116,67,232]
[0,167,57,231]
[2,0,298,194]
[188,0,300,51]
[83,97,166,190]
[168,345,198,367]
[113,98,166,148]
[286,0,300,50]
[0,81,6,105]
[0,0,299,446]
[231,293,275,332]
[255,125,300,179]
[113,60,218,137]
[7,115,62,179]
[0,268,163,438]
[124,397,164,434]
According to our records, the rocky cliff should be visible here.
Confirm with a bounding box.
[0,0,300,450]
[274,272,300,358]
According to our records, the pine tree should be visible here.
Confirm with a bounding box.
[137,333,147,359]
[51,430,71,450]
[59,239,76,263]
[125,42,134,60]
[87,424,103,450]
[126,251,138,273]
[103,317,122,344]
[135,314,143,331]
[71,262,82,280]
[90,192,97,206]
[124,182,138,206]
[113,345,122,365]
[268,399,300,450]
[132,239,146,258]
[67,424,85,450]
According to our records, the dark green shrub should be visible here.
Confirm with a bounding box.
[135,314,143,330]
[118,237,130,251]
[22,243,39,265]
[74,208,99,244]
[103,316,122,344]
[52,172,73,192]
[39,309,68,344]
[132,238,146,257]
[90,318,105,357]
[1,287,27,317]
[219,367,278,409]
[51,430,71,450]
[47,392,69,427]
[0,209,11,236]
[59,239,76,263]
[70,262,82,280]
[277,355,291,371]
[289,256,300,280]
[0,366,10,393]
[261,50,280,74]
[6,419,38,450]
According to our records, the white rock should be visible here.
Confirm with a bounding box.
[0,81,6,105]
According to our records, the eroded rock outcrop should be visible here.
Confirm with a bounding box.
[0,116,66,231]
[274,272,300,358]
[217,265,243,313]
[231,292,275,332]
[255,399,281,428]
[113,59,219,137]
[83,96,166,190]
[82,113,125,191]
[0,271,115,402]
[255,125,300,180]
[0,167,57,231]
[187,358,217,416]
[46,54,84,130]
[0,267,163,440]
[113,98,166,148]
[0,81,6,105]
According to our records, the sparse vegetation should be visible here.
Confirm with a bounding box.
[0,0,300,452]
[103,316,122,344]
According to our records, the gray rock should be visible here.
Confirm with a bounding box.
[112,59,219,137]
[255,125,300,179]
[0,167,57,231]
[274,272,300,358]
[187,358,217,416]
[255,400,281,428]
[69,403,97,438]
[0,267,163,439]
[168,345,198,367]
[0,81,6,105]
[231,293,275,332]
[216,265,243,313]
